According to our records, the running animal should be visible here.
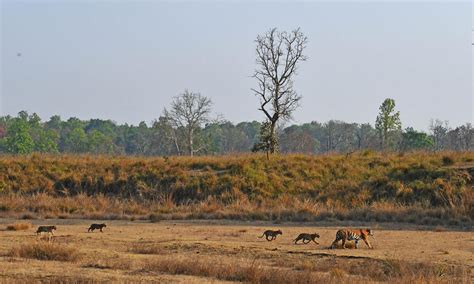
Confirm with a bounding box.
[258,229,282,241]
[36,225,57,235]
[88,223,107,232]
[330,228,373,249]
[293,233,320,244]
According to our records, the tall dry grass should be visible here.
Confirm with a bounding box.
[0,152,472,225]
[0,194,470,228]
[8,241,81,262]
[139,256,333,283]
[81,253,470,284]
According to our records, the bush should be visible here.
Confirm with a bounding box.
[8,242,81,262]
[6,222,32,231]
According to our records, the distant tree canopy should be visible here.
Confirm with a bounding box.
[0,111,471,155]
[375,98,402,150]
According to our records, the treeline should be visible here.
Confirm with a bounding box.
[0,111,472,155]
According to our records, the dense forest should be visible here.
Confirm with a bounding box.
[0,110,472,156]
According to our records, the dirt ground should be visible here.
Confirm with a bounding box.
[0,219,472,283]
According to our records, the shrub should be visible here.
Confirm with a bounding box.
[6,222,32,231]
[8,242,81,262]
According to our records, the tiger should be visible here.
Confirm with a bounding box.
[36,225,57,235]
[88,223,107,232]
[330,228,373,249]
[258,229,282,241]
[293,233,320,244]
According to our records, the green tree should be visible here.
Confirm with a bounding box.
[45,115,63,131]
[252,121,277,159]
[236,121,261,148]
[375,98,402,150]
[63,127,89,153]
[34,129,59,153]
[4,118,34,154]
[88,130,115,154]
[399,127,433,151]
[123,122,151,155]
[149,117,179,155]
[24,112,60,153]
[204,121,250,154]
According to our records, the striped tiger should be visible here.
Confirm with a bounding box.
[330,228,373,249]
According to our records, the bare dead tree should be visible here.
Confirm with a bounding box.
[252,27,308,154]
[163,90,212,156]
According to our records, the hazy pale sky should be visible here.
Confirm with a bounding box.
[1,0,472,130]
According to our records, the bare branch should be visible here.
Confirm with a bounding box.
[163,90,212,156]
[251,27,308,154]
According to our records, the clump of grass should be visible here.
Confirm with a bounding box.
[382,259,467,282]
[6,222,32,231]
[8,242,81,262]
[329,268,346,279]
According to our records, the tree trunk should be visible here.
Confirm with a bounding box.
[270,120,277,154]
[382,127,387,151]
[189,128,194,157]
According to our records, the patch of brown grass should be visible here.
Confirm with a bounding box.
[139,256,332,283]
[8,242,81,262]
[0,152,472,228]
[128,243,164,255]
[329,267,346,279]
[382,259,469,283]
[6,222,32,231]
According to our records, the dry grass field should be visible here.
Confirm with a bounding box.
[0,219,472,283]
[1,152,473,230]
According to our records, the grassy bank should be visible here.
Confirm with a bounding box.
[0,152,472,226]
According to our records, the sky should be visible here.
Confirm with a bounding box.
[1,0,472,131]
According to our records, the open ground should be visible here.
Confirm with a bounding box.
[0,219,472,283]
